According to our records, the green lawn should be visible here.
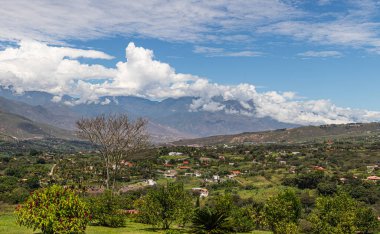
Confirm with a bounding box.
[0,214,167,234]
[0,214,271,234]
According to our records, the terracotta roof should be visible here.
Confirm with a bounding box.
[179,166,191,169]
[367,176,380,180]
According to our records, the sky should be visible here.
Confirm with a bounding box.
[0,0,380,125]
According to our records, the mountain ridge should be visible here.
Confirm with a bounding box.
[171,122,380,146]
[0,87,298,140]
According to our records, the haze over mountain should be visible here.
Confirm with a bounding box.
[0,88,297,142]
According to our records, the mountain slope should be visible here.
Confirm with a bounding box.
[172,122,380,145]
[0,96,80,130]
[0,111,76,140]
[0,94,193,142]
[0,88,298,140]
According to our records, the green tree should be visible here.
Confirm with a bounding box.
[308,192,378,234]
[295,171,324,189]
[135,182,193,229]
[263,189,301,234]
[317,181,337,196]
[16,185,90,234]
[229,205,255,233]
[0,176,18,193]
[87,190,125,227]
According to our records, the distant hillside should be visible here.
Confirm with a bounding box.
[0,111,76,141]
[172,122,380,146]
[0,88,297,139]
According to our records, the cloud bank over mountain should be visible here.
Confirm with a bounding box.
[1,40,379,125]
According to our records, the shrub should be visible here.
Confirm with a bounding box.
[229,206,255,232]
[0,176,18,193]
[4,187,30,204]
[135,182,193,229]
[86,190,125,227]
[263,189,301,234]
[192,207,230,234]
[36,157,46,164]
[317,181,337,196]
[308,192,378,234]
[15,185,90,234]
[294,171,325,189]
[26,176,41,190]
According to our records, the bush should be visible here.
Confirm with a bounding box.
[87,190,125,227]
[298,219,313,233]
[135,182,193,229]
[36,158,46,164]
[274,221,298,234]
[308,192,378,234]
[2,187,30,204]
[229,206,255,232]
[317,181,337,196]
[192,207,230,234]
[26,176,40,190]
[16,185,90,234]
[294,171,325,189]
[263,189,301,234]
[0,176,18,193]
[4,166,27,178]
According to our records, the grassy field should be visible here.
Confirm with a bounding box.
[0,214,166,234]
[0,213,271,234]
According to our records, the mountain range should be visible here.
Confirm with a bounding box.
[0,87,297,142]
[172,122,380,146]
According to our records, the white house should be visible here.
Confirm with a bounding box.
[195,171,202,177]
[192,188,209,197]
[164,170,177,178]
[169,152,183,156]
[146,179,157,186]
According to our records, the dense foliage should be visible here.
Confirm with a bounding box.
[0,133,379,233]
[15,185,90,234]
[263,189,301,234]
[86,190,126,227]
[308,192,378,234]
[135,182,193,229]
[192,207,230,234]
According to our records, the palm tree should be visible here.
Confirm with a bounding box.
[192,207,230,234]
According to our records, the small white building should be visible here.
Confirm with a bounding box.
[367,165,377,174]
[213,175,220,182]
[192,188,209,197]
[195,171,202,177]
[227,174,236,179]
[164,170,177,178]
[146,179,157,186]
[169,152,183,156]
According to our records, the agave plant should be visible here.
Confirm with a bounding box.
[192,207,230,234]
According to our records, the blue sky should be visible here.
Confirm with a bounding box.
[0,0,380,124]
[72,33,380,110]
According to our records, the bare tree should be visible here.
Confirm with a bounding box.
[76,114,149,190]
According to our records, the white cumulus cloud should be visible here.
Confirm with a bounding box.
[298,50,343,58]
[1,41,380,125]
[0,40,115,99]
